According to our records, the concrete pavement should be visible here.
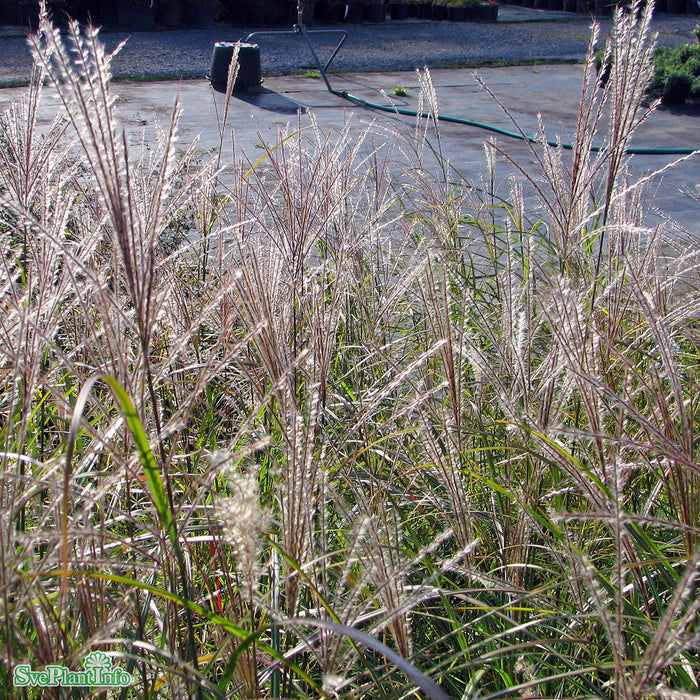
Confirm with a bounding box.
[0,62,698,231]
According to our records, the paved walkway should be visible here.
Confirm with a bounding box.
[1,63,698,231]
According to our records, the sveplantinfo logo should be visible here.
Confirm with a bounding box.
[13,651,133,688]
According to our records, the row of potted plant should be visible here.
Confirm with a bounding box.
[314,0,695,21]
[0,0,501,27]
[1,0,696,28]
[313,0,498,22]
[0,0,223,28]
[430,0,499,21]
[0,0,305,28]
[312,0,386,22]
[503,0,698,15]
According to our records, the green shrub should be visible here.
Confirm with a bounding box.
[649,42,700,104]
[662,69,694,103]
[685,55,700,76]
[691,76,700,99]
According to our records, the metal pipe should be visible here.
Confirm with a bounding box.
[243,4,347,93]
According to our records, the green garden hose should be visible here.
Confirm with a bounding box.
[292,16,698,157]
[333,88,699,156]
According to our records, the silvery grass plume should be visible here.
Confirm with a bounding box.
[215,455,267,700]
[217,113,450,688]
[407,3,700,696]
[216,459,267,597]
[25,4,250,445]
[0,5,261,695]
[1,1,699,697]
[479,0,660,266]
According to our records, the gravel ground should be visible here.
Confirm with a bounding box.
[0,8,698,84]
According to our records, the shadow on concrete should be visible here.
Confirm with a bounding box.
[232,87,304,114]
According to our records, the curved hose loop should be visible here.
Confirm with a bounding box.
[288,3,697,157]
[333,88,699,156]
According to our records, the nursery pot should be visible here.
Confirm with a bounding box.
[362,2,386,20]
[593,0,614,14]
[20,0,40,26]
[301,1,316,22]
[185,1,217,26]
[389,1,410,17]
[96,0,118,24]
[117,2,157,29]
[346,3,364,21]
[157,1,183,27]
[315,0,347,20]
[242,0,274,23]
[116,3,136,27]
[472,3,497,19]
[209,42,262,93]
[447,5,469,20]
[133,4,157,29]
[0,1,12,23]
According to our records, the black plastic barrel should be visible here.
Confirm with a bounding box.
[209,42,262,93]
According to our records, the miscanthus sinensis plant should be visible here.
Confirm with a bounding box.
[1,2,699,698]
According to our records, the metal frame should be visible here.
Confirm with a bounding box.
[244,2,347,93]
